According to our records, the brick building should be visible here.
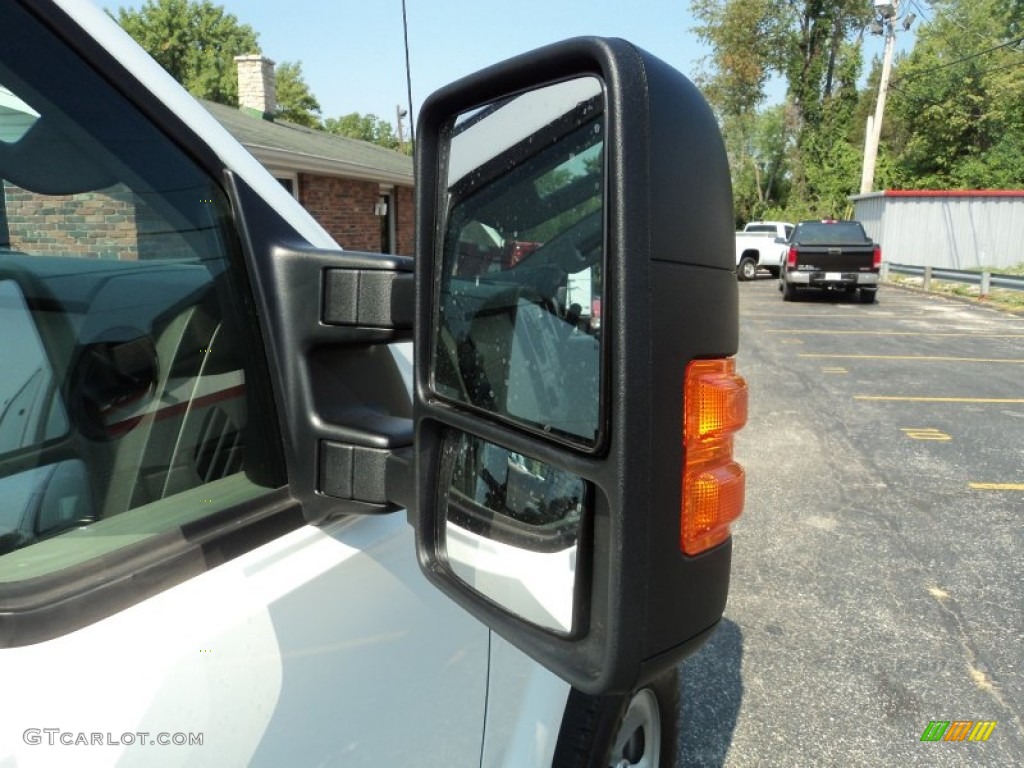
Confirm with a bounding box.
[1,58,413,260]
[207,55,415,256]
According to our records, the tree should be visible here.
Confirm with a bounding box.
[886,0,1024,188]
[116,0,261,105]
[323,113,402,151]
[691,0,871,220]
[275,61,321,127]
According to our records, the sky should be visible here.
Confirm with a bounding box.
[109,1,904,133]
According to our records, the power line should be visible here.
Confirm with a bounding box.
[912,0,1024,51]
[889,57,1024,108]
[891,35,1024,85]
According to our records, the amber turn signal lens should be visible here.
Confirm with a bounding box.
[682,358,747,555]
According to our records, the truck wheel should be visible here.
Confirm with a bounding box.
[553,668,681,767]
[737,257,757,281]
[859,288,877,304]
[782,281,798,302]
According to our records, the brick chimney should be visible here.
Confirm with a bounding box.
[234,54,276,120]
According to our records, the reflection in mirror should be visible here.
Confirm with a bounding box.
[0,279,67,454]
[433,77,604,446]
[441,431,586,634]
[71,333,158,442]
[0,459,94,555]
[0,84,40,143]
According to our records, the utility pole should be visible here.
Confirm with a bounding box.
[860,0,902,195]
[396,105,408,151]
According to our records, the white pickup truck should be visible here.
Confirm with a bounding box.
[735,220,793,280]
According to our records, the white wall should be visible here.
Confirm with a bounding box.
[851,192,1024,270]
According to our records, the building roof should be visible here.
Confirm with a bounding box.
[851,189,1024,200]
[203,100,413,186]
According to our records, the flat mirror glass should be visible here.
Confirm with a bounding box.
[433,76,605,446]
[441,430,586,634]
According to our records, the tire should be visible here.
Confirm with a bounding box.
[782,280,798,302]
[552,668,680,768]
[859,288,877,304]
[737,257,757,281]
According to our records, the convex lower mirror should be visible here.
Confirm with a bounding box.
[441,431,584,633]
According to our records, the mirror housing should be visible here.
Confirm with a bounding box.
[69,331,158,442]
[413,38,744,694]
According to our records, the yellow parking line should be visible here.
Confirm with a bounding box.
[801,354,1024,364]
[767,330,1024,338]
[969,483,1024,491]
[855,396,1024,403]
[901,428,952,441]
[742,312,899,318]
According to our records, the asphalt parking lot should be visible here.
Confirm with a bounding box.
[677,279,1023,766]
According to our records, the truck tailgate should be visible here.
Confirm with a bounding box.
[794,246,875,272]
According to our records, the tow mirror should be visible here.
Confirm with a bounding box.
[69,330,158,442]
[413,37,746,694]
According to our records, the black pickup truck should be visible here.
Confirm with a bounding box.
[779,220,881,303]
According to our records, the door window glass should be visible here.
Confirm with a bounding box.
[0,4,284,577]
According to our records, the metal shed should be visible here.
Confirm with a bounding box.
[850,190,1024,270]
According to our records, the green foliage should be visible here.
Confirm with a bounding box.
[886,0,1024,188]
[117,1,322,126]
[116,0,260,105]
[275,62,321,127]
[692,0,1021,222]
[692,0,780,115]
[691,0,870,222]
[323,113,404,152]
[724,106,791,225]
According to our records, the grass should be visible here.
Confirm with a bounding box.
[886,266,1024,313]
[970,262,1024,276]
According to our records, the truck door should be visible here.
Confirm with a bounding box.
[0,4,495,765]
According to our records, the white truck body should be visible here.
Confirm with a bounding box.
[734,221,794,280]
[0,3,572,766]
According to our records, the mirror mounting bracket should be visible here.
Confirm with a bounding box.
[225,171,418,523]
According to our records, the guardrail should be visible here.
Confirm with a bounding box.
[882,263,1024,295]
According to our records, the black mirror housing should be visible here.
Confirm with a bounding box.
[413,37,741,695]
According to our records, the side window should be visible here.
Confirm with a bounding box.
[0,6,284,580]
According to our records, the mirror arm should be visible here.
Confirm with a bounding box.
[224,171,418,523]
[319,418,413,511]
[322,268,413,335]
[387,446,417,520]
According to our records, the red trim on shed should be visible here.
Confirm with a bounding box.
[883,190,1024,198]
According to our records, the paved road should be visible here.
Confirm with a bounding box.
[677,280,1023,766]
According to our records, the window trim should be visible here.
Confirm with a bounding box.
[0,488,302,647]
[271,170,300,200]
